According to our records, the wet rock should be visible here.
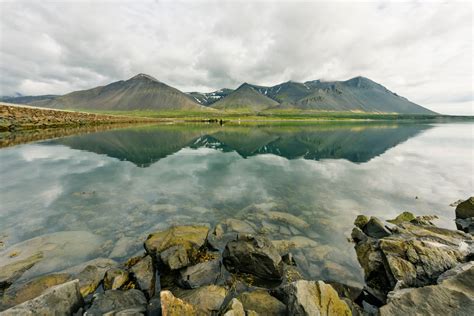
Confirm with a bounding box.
[144,225,209,270]
[130,255,155,298]
[354,214,474,298]
[387,211,415,225]
[160,290,195,316]
[363,217,391,238]
[351,227,367,243]
[275,280,351,316]
[208,219,256,250]
[380,262,474,315]
[0,280,83,315]
[455,197,474,219]
[1,273,71,309]
[223,234,283,281]
[178,258,221,289]
[103,268,130,290]
[176,285,227,315]
[222,298,245,316]
[238,290,286,315]
[410,215,438,226]
[0,252,43,291]
[354,215,369,229]
[455,217,474,235]
[85,289,147,315]
[268,211,310,230]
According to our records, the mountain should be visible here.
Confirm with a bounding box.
[31,74,205,111]
[210,83,279,111]
[187,88,233,106]
[210,76,435,114]
[1,94,58,105]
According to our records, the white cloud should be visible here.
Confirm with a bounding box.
[0,0,472,114]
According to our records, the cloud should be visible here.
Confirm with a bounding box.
[0,0,472,114]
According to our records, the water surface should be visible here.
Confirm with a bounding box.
[0,122,472,285]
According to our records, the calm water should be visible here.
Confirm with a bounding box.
[0,122,473,286]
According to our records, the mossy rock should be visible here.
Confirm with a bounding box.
[387,212,415,225]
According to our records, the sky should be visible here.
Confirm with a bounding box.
[0,0,472,114]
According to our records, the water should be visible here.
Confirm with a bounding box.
[0,122,473,286]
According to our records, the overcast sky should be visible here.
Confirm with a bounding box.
[0,0,472,114]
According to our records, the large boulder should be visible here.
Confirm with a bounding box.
[85,289,147,315]
[178,258,222,289]
[237,290,286,315]
[275,280,352,316]
[353,213,474,299]
[379,262,474,315]
[455,197,474,234]
[176,285,227,315]
[0,280,83,315]
[130,255,155,298]
[363,217,391,239]
[160,290,195,316]
[144,225,209,270]
[223,234,283,281]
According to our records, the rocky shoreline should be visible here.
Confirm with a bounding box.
[0,197,473,315]
[0,103,159,132]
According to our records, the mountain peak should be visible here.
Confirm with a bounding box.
[129,73,160,82]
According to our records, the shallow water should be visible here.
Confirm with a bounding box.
[0,122,473,285]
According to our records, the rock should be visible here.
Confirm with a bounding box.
[455,197,474,219]
[0,252,43,291]
[275,280,351,316]
[354,214,474,298]
[387,212,415,225]
[130,255,155,298]
[455,217,474,235]
[177,285,227,314]
[178,258,221,289]
[363,217,391,238]
[85,289,147,315]
[103,268,130,290]
[160,290,195,316]
[223,219,256,234]
[144,225,209,270]
[354,215,369,229]
[351,227,367,243]
[410,215,438,226]
[1,273,71,309]
[289,236,319,248]
[380,262,474,315]
[223,298,245,316]
[271,240,296,255]
[268,211,310,230]
[238,290,286,315]
[0,231,103,281]
[109,236,140,259]
[0,280,83,315]
[223,234,283,281]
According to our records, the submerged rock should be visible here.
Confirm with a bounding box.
[275,280,351,316]
[268,211,310,230]
[178,258,222,289]
[379,262,474,315]
[144,225,209,270]
[0,252,43,291]
[223,234,283,281]
[238,290,286,315]
[160,290,195,316]
[85,289,147,315]
[0,280,83,315]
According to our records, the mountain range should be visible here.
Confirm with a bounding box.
[2,73,436,114]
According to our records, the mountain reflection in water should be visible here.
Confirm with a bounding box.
[47,123,431,167]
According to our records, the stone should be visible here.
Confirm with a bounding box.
[177,285,227,315]
[130,255,155,298]
[238,290,286,316]
[354,215,369,229]
[1,273,71,309]
[103,268,130,290]
[109,236,139,259]
[0,252,43,291]
[223,218,256,234]
[222,298,245,316]
[223,234,283,281]
[160,290,195,316]
[0,280,83,315]
[271,240,296,255]
[275,280,351,316]
[455,197,474,219]
[455,217,474,234]
[380,263,474,315]
[351,227,367,243]
[268,211,310,230]
[144,225,209,270]
[178,258,221,289]
[289,236,319,248]
[85,289,147,315]
[387,211,415,225]
[363,217,391,238]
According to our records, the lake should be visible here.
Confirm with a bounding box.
[0,122,473,287]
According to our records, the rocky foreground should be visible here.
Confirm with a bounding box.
[0,197,473,315]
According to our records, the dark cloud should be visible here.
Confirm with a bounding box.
[0,0,472,114]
